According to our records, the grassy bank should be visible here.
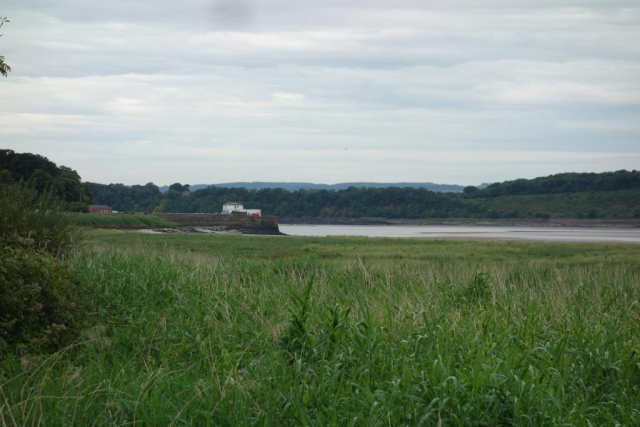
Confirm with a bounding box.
[2,231,640,425]
[72,213,179,229]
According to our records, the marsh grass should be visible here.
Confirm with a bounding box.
[1,232,639,425]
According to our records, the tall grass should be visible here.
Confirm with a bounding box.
[1,233,639,425]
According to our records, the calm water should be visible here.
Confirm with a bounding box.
[279,225,640,243]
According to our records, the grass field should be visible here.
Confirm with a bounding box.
[72,213,179,229]
[2,231,640,425]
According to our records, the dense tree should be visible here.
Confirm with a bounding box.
[88,170,640,220]
[5,151,633,220]
[0,169,14,185]
[0,150,91,211]
[469,171,640,198]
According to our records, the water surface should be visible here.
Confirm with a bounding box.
[280,225,640,243]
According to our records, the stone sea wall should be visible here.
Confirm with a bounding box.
[153,212,280,233]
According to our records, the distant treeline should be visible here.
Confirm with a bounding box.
[89,170,640,219]
[0,150,91,211]
[464,171,640,198]
[2,149,637,219]
[159,181,465,193]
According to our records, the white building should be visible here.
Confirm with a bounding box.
[221,202,262,217]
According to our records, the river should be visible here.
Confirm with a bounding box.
[279,225,640,243]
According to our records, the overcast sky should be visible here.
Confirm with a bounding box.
[1,1,639,186]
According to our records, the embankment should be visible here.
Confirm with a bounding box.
[153,213,282,235]
[73,213,180,229]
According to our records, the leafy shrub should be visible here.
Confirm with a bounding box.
[0,246,86,353]
[0,182,77,257]
[0,183,86,354]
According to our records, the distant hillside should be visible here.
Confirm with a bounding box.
[159,182,464,193]
[465,171,640,198]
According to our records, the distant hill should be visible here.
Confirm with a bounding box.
[159,182,465,193]
[466,170,640,198]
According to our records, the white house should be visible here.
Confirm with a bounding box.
[222,202,243,214]
[221,202,261,217]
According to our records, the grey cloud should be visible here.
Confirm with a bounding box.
[1,1,639,184]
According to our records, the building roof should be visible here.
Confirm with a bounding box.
[90,205,112,210]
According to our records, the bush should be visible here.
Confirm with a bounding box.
[0,182,77,257]
[0,183,86,354]
[0,246,86,352]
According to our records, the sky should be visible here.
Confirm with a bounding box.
[1,0,639,186]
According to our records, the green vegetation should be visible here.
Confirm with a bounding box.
[3,149,638,219]
[167,181,465,193]
[468,189,640,220]
[2,231,640,425]
[0,17,10,77]
[0,149,91,211]
[0,183,86,353]
[88,170,640,219]
[2,150,640,424]
[72,213,180,229]
[465,170,640,198]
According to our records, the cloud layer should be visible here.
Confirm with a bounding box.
[1,1,639,185]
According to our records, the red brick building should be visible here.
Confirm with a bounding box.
[89,205,112,214]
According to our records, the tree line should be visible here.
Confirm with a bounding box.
[463,170,640,198]
[2,150,638,219]
[0,150,91,211]
[89,170,640,219]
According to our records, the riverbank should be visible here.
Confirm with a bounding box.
[279,217,640,228]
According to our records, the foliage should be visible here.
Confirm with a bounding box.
[0,183,86,355]
[0,149,91,210]
[89,173,640,219]
[0,17,10,77]
[88,182,163,213]
[0,182,78,256]
[5,150,638,220]
[1,232,639,424]
[469,170,640,198]
[0,246,86,353]
[166,181,465,193]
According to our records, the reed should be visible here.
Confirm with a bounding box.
[1,232,639,425]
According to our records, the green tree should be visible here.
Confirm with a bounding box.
[0,169,13,185]
[169,183,185,192]
[0,17,10,77]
